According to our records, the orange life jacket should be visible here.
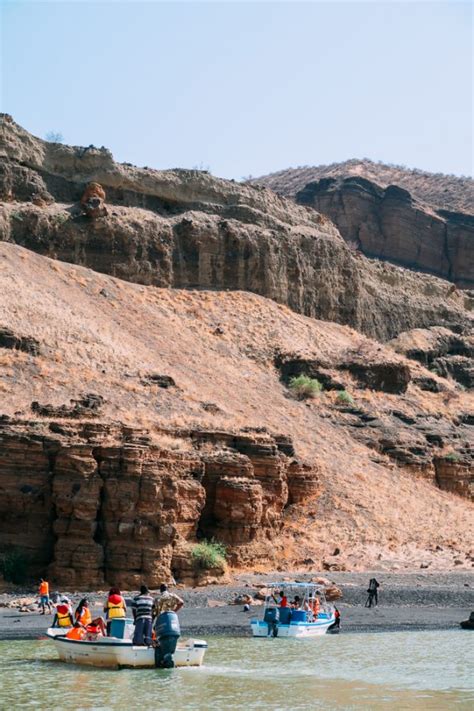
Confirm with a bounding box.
[76,607,92,626]
[86,622,102,636]
[39,581,49,596]
[66,626,86,640]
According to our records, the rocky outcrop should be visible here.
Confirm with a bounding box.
[295,177,474,288]
[389,327,474,389]
[0,417,316,586]
[434,455,474,500]
[333,406,473,499]
[0,327,40,356]
[0,115,472,342]
[276,347,411,394]
[31,393,104,418]
[252,159,474,220]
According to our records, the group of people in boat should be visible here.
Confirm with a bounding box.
[271,589,340,628]
[45,580,184,646]
[272,590,322,619]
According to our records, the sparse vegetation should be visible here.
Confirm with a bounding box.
[53,213,69,226]
[445,452,460,462]
[336,389,354,405]
[191,539,227,570]
[11,211,23,222]
[289,374,323,400]
[45,130,63,143]
[0,548,29,584]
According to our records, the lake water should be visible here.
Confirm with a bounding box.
[1,631,473,710]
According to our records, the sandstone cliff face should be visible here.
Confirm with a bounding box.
[0,418,315,586]
[295,177,474,288]
[0,115,471,342]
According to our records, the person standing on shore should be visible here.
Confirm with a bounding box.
[365,578,380,608]
[132,585,154,646]
[38,579,53,615]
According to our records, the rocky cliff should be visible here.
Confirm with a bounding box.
[0,242,472,579]
[0,417,314,587]
[251,158,474,214]
[295,177,474,288]
[0,115,471,342]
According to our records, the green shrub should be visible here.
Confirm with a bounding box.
[445,452,460,462]
[191,539,227,570]
[288,375,323,400]
[336,390,354,405]
[53,213,69,225]
[0,549,29,584]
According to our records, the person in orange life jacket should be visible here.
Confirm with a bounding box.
[71,598,107,637]
[104,587,127,635]
[38,579,53,615]
[74,598,92,627]
[53,597,74,628]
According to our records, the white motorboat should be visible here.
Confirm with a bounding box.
[46,619,207,668]
[250,582,338,638]
[47,632,207,668]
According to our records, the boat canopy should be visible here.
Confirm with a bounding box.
[267,582,325,588]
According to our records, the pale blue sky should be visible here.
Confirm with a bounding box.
[1,1,472,179]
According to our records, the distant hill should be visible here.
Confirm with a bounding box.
[251,159,474,214]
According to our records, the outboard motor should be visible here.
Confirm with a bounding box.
[154,611,181,668]
[263,606,279,637]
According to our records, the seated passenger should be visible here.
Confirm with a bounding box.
[52,598,74,628]
[84,617,107,640]
[74,598,92,627]
[312,596,320,618]
[291,595,302,609]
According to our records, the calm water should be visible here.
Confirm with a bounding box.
[1,631,473,710]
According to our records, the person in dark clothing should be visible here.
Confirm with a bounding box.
[132,585,154,646]
[328,606,341,632]
[365,578,380,608]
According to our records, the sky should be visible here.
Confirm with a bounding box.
[1,0,472,179]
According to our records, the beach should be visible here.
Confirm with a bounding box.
[1,571,472,640]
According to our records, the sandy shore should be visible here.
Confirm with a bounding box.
[1,572,473,640]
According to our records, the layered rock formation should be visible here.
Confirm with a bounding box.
[295,177,474,288]
[389,327,474,389]
[332,405,473,499]
[251,158,474,215]
[0,418,315,586]
[0,115,471,342]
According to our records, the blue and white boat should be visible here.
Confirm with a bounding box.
[250,582,337,638]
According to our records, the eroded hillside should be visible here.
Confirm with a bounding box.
[0,242,472,585]
[0,114,471,342]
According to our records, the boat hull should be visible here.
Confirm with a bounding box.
[48,632,207,668]
[250,615,335,638]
